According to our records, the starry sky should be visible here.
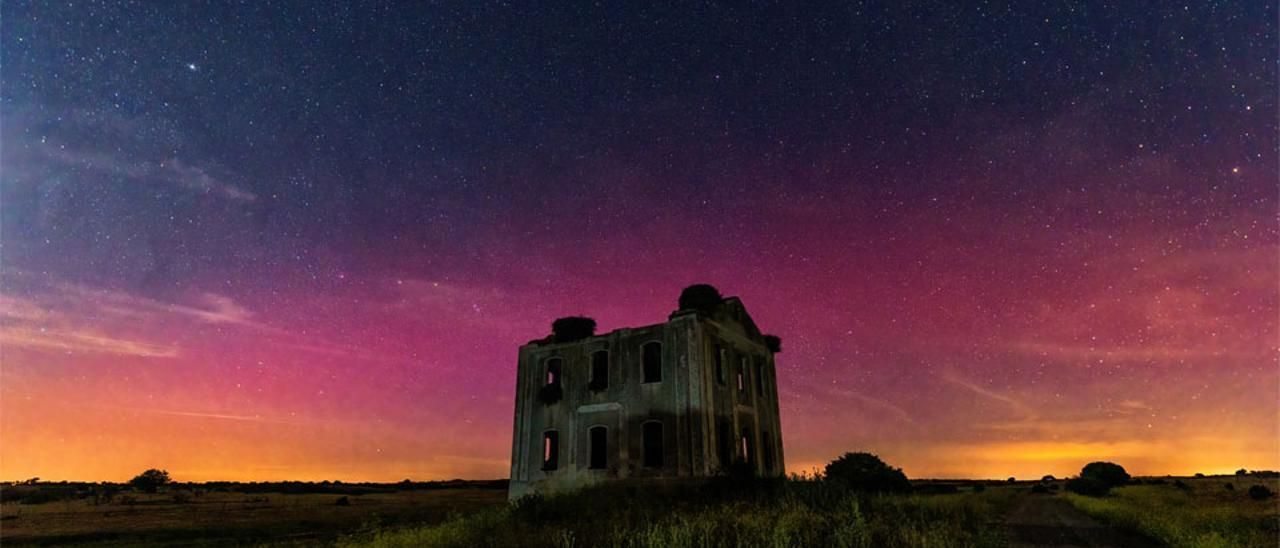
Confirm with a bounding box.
[1,2,1276,482]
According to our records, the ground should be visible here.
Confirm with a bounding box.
[1006,494,1158,548]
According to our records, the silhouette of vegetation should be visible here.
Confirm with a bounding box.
[1224,482,1234,491]
[1007,477,1016,483]
[1031,484,1050,494]
[335,496,351,506]
[678,284,723,312]
[128,469,171,493]
[972,483,986,493]
[1081,461,1130,488]
[1248,485,1274,500]
[822,452,911,493]
[1193,472,1205,478]
[763,334,782,353]
[536,383,562,405]
[550,316,596,342]
[1041,475,1056,482]
[1236,468,1248,476]
[1066,476,1111,497]
[1173,479,1190,490]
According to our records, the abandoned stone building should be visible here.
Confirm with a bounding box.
[508,286,785,499]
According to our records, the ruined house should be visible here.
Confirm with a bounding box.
[508,286,785,499]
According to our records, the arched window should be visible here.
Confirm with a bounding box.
[589,351,609,391]
[589,426,608,469]
[542,430,559,471]
[642,420,664,468]
[545,358,562,386]
[642,342,662,383]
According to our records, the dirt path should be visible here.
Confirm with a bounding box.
[1005,494,1159,548]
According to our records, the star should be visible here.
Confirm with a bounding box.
[186,62,198,72]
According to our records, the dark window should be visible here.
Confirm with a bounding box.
[717,419,733,466]
[642,342,662,383]
[642,421,664,468]
[589,426,608,469]
[542,431,559,471]
[715,346,726,385]
[545,358,562,386]
[755,359,765,395]
[762,431,774,473]
[590,351,609,391]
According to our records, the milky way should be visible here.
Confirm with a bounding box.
[1,2,1275,481]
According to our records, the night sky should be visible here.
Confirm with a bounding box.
[2,2,1275,482]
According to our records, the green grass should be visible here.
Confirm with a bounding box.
[339,481,1017,548]
[1064,477,1280,548]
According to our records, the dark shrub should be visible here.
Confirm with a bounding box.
[1031,484,1050,494]
[913,483,959,495]
[823,452,910,494]
[678,284,723,311]
[1236,468,1248,476]
[972,483,986,493]
[1149,478,1168,485]
[1081,462,1130,488]
[1007,477,1017,483]
[171,492,191,504]
[1248,485,1274,500]
[335,496,350,506]
[763,335,782,353]
[129,469,171,493]
[1174,480,1190,491]
[537,384,563,405]
[1066,476,1110,497]
[1041,475,1056,482]
[1194,473,1205,478]
[1224,483,1234,491]
[551,317,596,342]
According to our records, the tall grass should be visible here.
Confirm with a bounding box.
[339,480,1015,548]
[1065,480,1280,548]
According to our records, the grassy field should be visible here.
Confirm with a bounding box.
[0,483,506,546]
[338,480,1019,548]
[1064,476,1280,548]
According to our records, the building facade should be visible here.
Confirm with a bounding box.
[508,294,784,499]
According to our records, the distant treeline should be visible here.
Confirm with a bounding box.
[1,479,509,504]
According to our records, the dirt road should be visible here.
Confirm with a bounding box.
[1005,494,1159,547]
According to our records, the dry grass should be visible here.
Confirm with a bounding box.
[1065,476,1280,548]
[0,487,504,546]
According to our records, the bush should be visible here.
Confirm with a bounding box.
[1041,475,1056,482]
[1247,485,1274,500]
[1066,477,1110,497]
[537,384,562,405]
[763,334,782,353]
[1081,462,1129,488]
[1194,473,1205,478]
[129,469,171,493]
[822,452,910,494]
[551,317,596,342]
[678,284,723,311]
[1236,468,1248,476]
[1007,477,1016,483]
